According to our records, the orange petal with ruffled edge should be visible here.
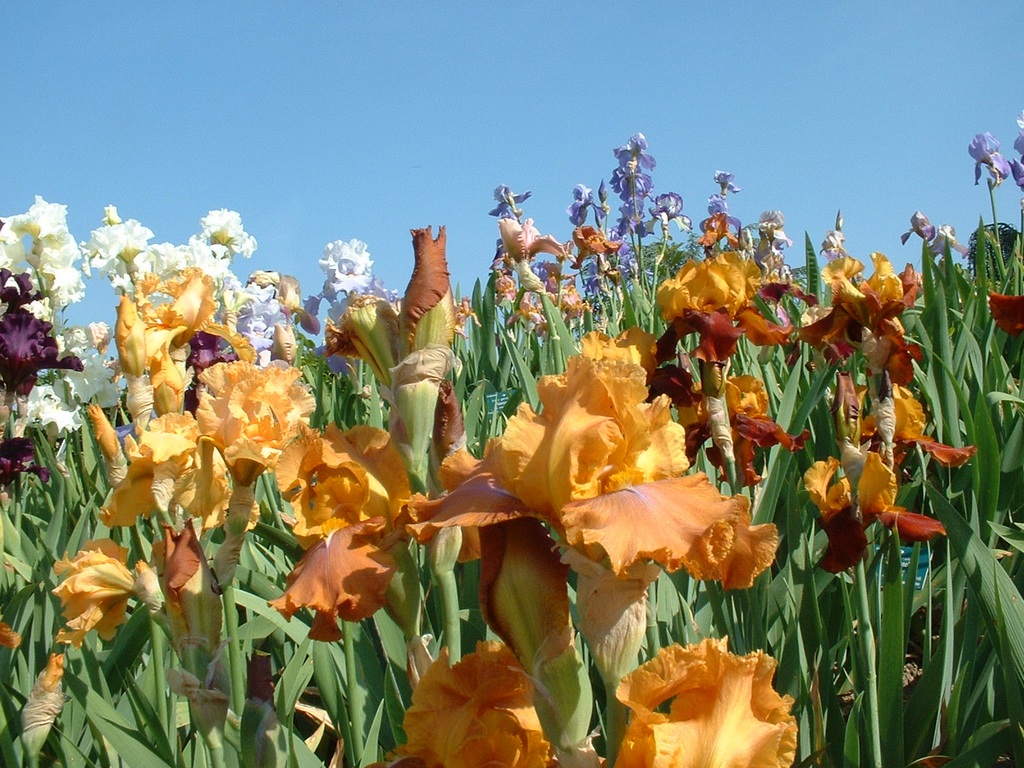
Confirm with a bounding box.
[401,641,553,768]
[616,638,797,768]
[406,471,538,543]
[559,475,776,587]
[52,539,136,647]
[269,520,395,641]
[580,327,659,373]
[990,293,1024,335]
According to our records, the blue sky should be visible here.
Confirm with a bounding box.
[5,2,1022,329]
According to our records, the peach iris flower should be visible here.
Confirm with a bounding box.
[656,252,790,362]
[270,425,411,641]
[197,361,315,486]
[52,540,140,648]
[411,355,776,588]
[399,641,554,768]
[804,453,945,572]
[137,268,218,348]
[616,638,797,768]
[102,412,230,527]
[580,327,658,374]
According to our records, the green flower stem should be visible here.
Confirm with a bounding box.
[854,558,883,768]
[204,735,227,768]
[148,613,170,739]
[644,591,659,662]
[344,621,365,766]
[988,180,1006,281]
[221,584,246,717]
[429,527,463,661]
[603,679,628,768]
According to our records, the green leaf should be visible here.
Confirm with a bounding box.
[804,232,821,297]
[928,485,1024,692]
[64,674,175,767]
[358,701,385,767]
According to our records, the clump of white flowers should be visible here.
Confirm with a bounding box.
[0,197,87,323]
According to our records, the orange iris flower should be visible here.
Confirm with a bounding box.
[410,355,776,589]
[616,638,797,768]
[804,452,945,572]
[799,253,921,384]
[656,251,791,363]
[397,641,555,768]
[102,412,231,527]
[196,361,315,486]
[861,385,976,467]
[269,425,411,641]
[990,292,1024,335]
[52,539,145,648]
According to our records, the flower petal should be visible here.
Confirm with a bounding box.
[269,521,395,641]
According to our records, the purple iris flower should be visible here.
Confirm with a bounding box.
[595,180,610,226]
[0,310,83,396]
[610,133,656,238]
[0,437,49,486]
[969,132,1012,185]
[1011,159,1024,191]
[648,193,692,234]
[617,240,638,276]
[566,184,594,227]
[901,211,937,245]
[185,331,240,414]
[0,270,42,311]
[489,185,531,219]
[714,170,742,195]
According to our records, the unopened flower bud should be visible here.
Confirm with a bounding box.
[22,653,64,762]
[103,205,122,226]
[115,296,147,378]
[271,322,296,365]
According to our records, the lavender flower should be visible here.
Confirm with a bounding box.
[820,229,848,261]
[714,170,742,195]
[1011,159,1024,191]
[648,193,692,236]
[901,211,937,245]
[0,437,49,486]
[566,184,595,227]
[1014,110,1024,156]
[969,132,1012,185]
[610,133,656,237]
[489,185,531,220]
[931,224,969,257]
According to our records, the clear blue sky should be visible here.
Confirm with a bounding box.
[5,2,1022,329]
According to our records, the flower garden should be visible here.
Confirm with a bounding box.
[2,120,1024,767]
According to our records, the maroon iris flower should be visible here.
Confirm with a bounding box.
[0,437,49,486]
[0,310,83,396]
[0,270,42,312]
